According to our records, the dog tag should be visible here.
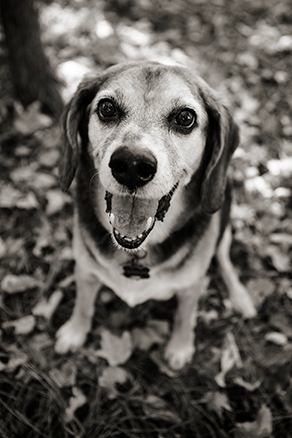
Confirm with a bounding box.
[122,252,150,279]
[123,263,150,279]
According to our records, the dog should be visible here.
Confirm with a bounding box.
[55,61,256,370]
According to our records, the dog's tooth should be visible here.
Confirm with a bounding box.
[145,217,153,232]
[109,213,115,225]
[138,234,143,238]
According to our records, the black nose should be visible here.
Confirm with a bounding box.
[109,146,157,191]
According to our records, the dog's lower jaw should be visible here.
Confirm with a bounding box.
[112,217,156,250]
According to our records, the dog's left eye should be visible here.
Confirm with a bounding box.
[98,99,118,120]
[175,109,196,128]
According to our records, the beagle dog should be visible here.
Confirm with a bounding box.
[55,61,256,370]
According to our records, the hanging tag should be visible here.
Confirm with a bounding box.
[123,263,150,279]
[122,252,150,280]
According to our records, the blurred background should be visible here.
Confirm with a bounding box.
[0,1,292,437]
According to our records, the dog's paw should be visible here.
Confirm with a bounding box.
[55,318,89,354]
[164,337,195,370]
[230,285,257,319]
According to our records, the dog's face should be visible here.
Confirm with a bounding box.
[88,65,208,249]
[59,62,239,251]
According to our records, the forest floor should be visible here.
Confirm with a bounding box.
[1,0,292,437]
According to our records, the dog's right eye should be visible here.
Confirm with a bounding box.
[97,99,118,121]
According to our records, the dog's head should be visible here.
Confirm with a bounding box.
[59,62,239,250]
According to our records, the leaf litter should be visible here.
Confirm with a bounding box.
[95,329,133,367]
[1,0,292,436]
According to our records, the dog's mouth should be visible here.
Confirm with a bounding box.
[105,184,178,250]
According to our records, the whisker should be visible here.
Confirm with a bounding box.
[89,171,99,188]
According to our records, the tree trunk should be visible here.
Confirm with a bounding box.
[0,0,63,119]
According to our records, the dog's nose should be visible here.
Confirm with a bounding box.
[109,146,157,190]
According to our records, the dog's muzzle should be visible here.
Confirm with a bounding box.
[105,146,177,250]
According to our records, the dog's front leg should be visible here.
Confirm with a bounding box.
[164,278,208,370]
[55,262,101,354]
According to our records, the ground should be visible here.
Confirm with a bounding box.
[1,0,292,437]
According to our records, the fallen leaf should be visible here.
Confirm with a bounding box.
[265,332,288,346]
[132,320,169,351]
[234,404,273,438]
[231,203,256,227]
[0,349,29,372]
[234,377,262,392]
[29,333,53,351]
[10,163,39,184]
[264,245,291,272]
[38,149,60,168]
[267,157,292,179]
[32,289,64,319]
[1,274,42,293]
[2,315,36,335]
[273,187,291,198]
[99,288,115,304]
[199,391,232,420]
[15,192,39,210]
[1,237,26,259]
[49,362,77,388]
[0,184,39,209]
[215,332,242,388]
[58,274,75,289]
[14,145,32,157]
[247,278,275,308]
[237,52,258,69]
[143,395,181,423]
[95,329,133,367]
[270,313,292,338]
[255,214,280,235]
[14,101,53,135]
[59,246,74,261]
[244,176,273,197]
[64,387,87,423]
[29,172,57,190]
[33,216,53,257]
[199,309,219,324]
[45,189,71,215]
[98,366,129,399]
[269,233,292,247]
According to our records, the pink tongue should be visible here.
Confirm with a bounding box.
[111,194,159,237]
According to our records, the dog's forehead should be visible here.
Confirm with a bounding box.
[94,65,204,109]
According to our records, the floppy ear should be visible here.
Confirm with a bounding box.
[58,77,102,191]
[200,91,239,214]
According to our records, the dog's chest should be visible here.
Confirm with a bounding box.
[97,250,177,306]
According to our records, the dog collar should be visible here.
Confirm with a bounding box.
[155,182,178,221]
